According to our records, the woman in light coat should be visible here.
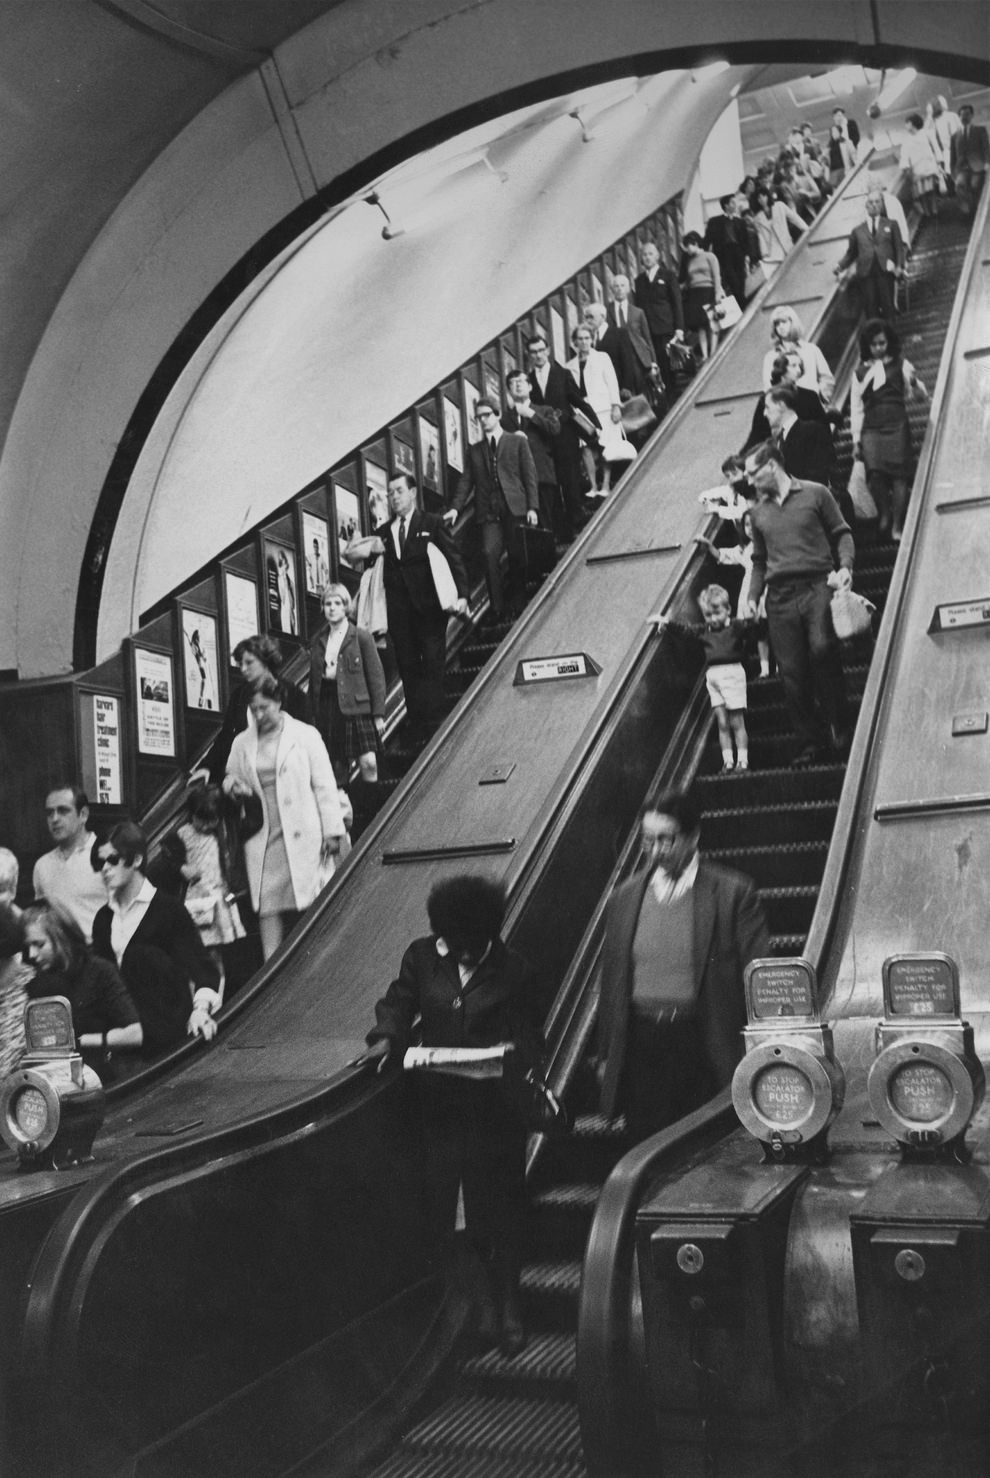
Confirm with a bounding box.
[224,677,347,959]
[565,323,625,497]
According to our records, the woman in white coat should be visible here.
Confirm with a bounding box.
[224,676,347,959]
[566,323,626,497]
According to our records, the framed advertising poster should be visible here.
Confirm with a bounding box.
[93,695,122,805]
[333,484,362,570]
[443,397,464,472]
[463,379,481,443]
[180,609,221,711]
[302,511,331,596]
[223,571,258,662]
[365,462,389,531]
[263,538,299,636]
[392,439,415,478]
[419,418,440,491]
[134,648,176,757]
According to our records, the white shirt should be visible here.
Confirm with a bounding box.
[435,936,493,989]
[650,854,699,906]
[322,622,348,678]
[109,876,156,964]
[33,831,107,944]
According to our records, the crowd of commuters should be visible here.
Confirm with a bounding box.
[0,91,978,1364]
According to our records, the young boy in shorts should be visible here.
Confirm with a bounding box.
[655,584,752,771]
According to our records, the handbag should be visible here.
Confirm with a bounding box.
[185,892,218,928]
[232,790,264,840]
[620,393,658,439]
[830,586,876,641]
[710,293,742,329]
[847,458,878,520]
[501,1050,572,1137]
[518,523,557,580]
[426,542,461,613]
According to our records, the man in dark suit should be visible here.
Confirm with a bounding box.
[634,240,685,392]
[377,471,468,736]
[704,194,749,309]
[597,790,768,1141]
[951,104,990,216]
[448,399,539,620]
[764,385,838,488]
[526,330,598,539]
[502,368,562,538]
[598,274,660,400]
[834,193,905,322]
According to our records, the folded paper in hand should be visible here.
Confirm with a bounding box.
[403,1045,509,1079]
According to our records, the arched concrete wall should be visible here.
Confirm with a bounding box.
[1,0,987,677]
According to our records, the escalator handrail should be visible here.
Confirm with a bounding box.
[19,1055,384,1401]
[804,172,990,1005]
[577,1090,739,1478]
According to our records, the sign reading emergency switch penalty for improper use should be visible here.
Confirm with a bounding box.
[513,653,601,686]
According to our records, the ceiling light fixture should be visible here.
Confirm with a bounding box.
[365,191,405,240]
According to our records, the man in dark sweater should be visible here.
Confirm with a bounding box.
[744,440,854,766]
[597,790,768,1140]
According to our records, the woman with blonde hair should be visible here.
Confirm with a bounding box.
[760,305,834,403]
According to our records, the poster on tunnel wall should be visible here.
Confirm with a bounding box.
[134,648,175,757]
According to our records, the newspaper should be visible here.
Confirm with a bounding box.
[402,1045,509,1080]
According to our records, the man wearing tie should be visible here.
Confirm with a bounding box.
[834,193,905,321]
[448,400,539,619]
[634,241,685,394]
[598,275,660,400]
[526,331,597,539]
[951,104,990,216]
[596,790,767,1140]
[372,471,468,738]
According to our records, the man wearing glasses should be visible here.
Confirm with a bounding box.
[596,790,766,1141]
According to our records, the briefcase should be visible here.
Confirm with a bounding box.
[519,523,557,580]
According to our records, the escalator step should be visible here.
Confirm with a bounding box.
[759,884,821,936]
[367,1451,587,1478]
[461,1331,576,1395]
[520,1260,582,1307]
[402,1392,583,1462]
[704,841,828,888]
[769,932,808,957]
[697,765,844,804]
[702,800,838,848]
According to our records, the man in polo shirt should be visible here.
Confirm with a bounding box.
[597,790,767,1141]
[745,440,854,766]
[33,784,108,943]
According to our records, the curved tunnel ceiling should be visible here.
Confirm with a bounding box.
[0,0,988,677]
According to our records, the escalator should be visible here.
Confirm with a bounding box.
[355,207,973,1478]
[1,158,952,1478]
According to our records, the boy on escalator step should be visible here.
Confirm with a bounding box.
[653,584,754,772]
